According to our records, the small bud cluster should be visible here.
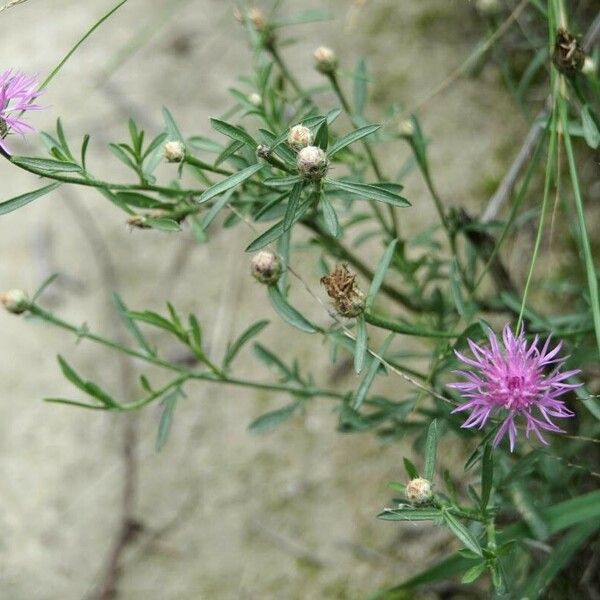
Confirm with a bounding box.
[164,140,185,163]
[251,250,281,285]
[287,125,313,151]
[297,146,328,181]
[1,289,29,315]
[552,28,585,76]
[405,477,433,505]
[313,46,337,74]
[321,264,365,318]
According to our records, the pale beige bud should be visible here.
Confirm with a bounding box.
[297,146,328,180]
[249,93,262,107]
[164,140,185,163]
[406,477,433,505]
[1,289,29,315]
[287,125,313,151]
[476,0,501,15]
[248,7,267,31]
[398,119,415,137]
[313,46,337,74]
[251,250,281,285]
[582,56,596,76]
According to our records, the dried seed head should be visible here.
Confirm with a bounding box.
[256,144,272,160]
[552,28,585,76]
[582,56,596,76]
[251,250,281,285]
[287,125,313,151]
[398,119,415,138]
[405,478,433,505]
[164,140,185,163]
[321,264,366,318]
[0,289,29,315]
[313,46,337,74]
[476,0,501,15]
[249,92,262,107]
[297,145,328,180]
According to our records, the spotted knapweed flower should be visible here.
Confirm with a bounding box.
[0,70,43,154]
[449,324,580,451]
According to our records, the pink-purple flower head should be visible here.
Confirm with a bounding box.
[0,69,43,154]
[449,324,581,451]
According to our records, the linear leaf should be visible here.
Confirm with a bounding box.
[442,511,482,557]
[320,192,340,237]
[424,419,438,481]
[352,333,394,410]
[367,238,398,309]
[283,181,304,231]
[354,314,368,374]
[11,156,82,173]
[156,388,180,451]
[326,178,410,207]
[210,118,257,149]
[248,401,300,433]
[113,293,154,356]
[224,320,270,368]
[197,163,263,204]
[0,182,61,216]
[267,285,318,333]
[328,124,381,158]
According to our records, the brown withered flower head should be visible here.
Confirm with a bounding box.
[321,264,366,318]
[552,28,585,76]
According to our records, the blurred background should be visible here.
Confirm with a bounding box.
[0,0,542,598]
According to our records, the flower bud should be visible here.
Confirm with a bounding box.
[164,140,185,163]
[249,93,262,107]
[297,145,328,181]
[248,7,267,32]
[287,125,313,151]
[1,289,29,315]
[582,56,596,76]
[256,144,272,160]
[251,250,281,285]
[321,264,365,318]
[476,0,501,15]
[127,215,150,229]
[398,119,415,138]
[405,477,433,505]
[313,46,337,74]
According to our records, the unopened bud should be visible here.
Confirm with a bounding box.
[321,264,365,318]
[297,145,328,180]
[582,56,596,76]
[249,93,262,107]
[1,289,29,315]
[256,144,272,160]
[405,477,433,505]
[313,46,337,74]
[476,0,501,15]
[251,250,281,285]
[164,140,185,163]
[398,119,415,138]
[248,7,267,32]
[287,125,313,151]
[127,215,150,229]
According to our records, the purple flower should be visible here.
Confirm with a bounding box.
[0,69,43,154]
[449,324,580,451]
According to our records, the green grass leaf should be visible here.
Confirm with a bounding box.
[267,285,318,333]
[0,182,61,216]
[197,163,263,204]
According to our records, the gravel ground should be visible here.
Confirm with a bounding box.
[0,1,522,598]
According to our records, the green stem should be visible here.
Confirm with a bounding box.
[364,311,459,338]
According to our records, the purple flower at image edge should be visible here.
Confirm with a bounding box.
[0,69,43,154]
[448,324,581,451]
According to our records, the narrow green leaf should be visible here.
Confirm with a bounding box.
[224,320,270,368]
[424,419,438,481]
[0,182,61,216]
[283,181,304,231]
[146,218,181,232]
[210,118,257,149]
[11,155,81,173]
[128,310,179,336]
[156,388,179,452]
[112,293,154,356]
[267,285,318,333]
[215,140,244,167]
[377,508,441,522]
[366,239,398,309]
[581,105,600,149]
[314,119,328,150]
[461,562,487,584]
[248,401,300,433]
[188,314,203,354]
[326,178,410,207]
[161,106,185,143]
[443,511,482,556]
[320,192,340,237]
[253,342,293,378]
[352,333,394,410]
[328,124,381,158]
[353,57,368,117]
[403,457,419,479]
[197,163,263,204]
[354,314,368,374]
[201,187,236,229]
[480,444,493,512]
